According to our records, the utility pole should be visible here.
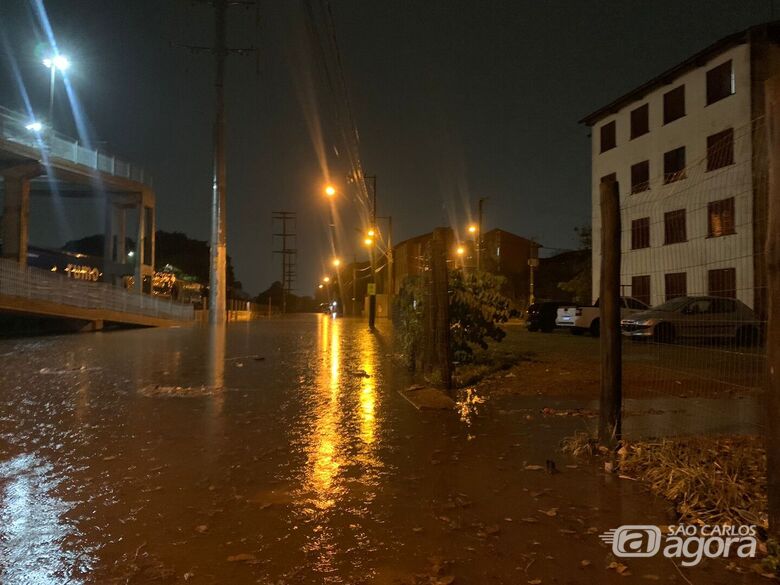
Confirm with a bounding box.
[367,175,377,329]
[272,211,297,315]
[477,197,488,271]
[209,0,228,324]
[174,0,256,324]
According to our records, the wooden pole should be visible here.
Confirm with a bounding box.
[598,179,622,447]
[431,228,453,391]
[764,75,780,536]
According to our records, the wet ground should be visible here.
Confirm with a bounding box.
[0,315,768,584]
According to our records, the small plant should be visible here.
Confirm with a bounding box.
[449,269,513,362]
[395,276,424,370]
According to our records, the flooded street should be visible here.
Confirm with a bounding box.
[0,315,766,584]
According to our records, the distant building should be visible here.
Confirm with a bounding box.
[392,227,539,306]
[581,22,780,311]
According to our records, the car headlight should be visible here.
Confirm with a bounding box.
[635,318,658,326]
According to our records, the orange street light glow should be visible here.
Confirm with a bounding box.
[332,258,341,267]
[468,225,477,234]
[456,246,465,255]
[364,238,373,246]
[323,276,331,283]
[324,185,336,197]
[367,228,376,237]
[318,284,324,289]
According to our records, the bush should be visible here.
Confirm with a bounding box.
[449,269,513,362]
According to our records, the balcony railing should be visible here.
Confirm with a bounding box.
[0,106,152,186]
[0,259,193,322]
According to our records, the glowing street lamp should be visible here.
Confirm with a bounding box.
[456,246,465,256]
[323,276,331,284]
[43,55,71,71]
[363,237,373,247]
[324,184,336,198]
[43,54,70,125]
[468,224,477,235]
[318,284,324,289]
[367,228,376,238]
[332,258,341,267]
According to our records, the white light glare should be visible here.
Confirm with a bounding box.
[25,121,43,132]
[43,55,70,71]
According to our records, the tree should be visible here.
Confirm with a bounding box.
[558,225,592,304]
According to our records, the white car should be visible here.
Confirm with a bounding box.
[556,297,650,337]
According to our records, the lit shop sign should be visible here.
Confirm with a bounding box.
[65,264,101,282]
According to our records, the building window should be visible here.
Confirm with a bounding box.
[706,128,734,171]
[664,146,686,183]
[706,60,735,105]
[708,197,735,237]
[663,85,685,124]
[708,267,736,298]
[630,160,650,193]
[631,217,650,250]
[600,121,616,153]
[631,275,651,306]
[664,209,687,244]
[665,272,687,301]
[630,104,649,139]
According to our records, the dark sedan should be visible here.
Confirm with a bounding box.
[526,301,571,333]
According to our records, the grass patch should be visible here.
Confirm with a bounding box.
[621,435,766,528]
[453,347,529,387]
[563,433,767,529]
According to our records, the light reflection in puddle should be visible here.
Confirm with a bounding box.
[0,454,90,585]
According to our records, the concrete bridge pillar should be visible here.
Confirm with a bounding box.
[1,163,42,267]
[135,189,155,294]
[102,193,129,286]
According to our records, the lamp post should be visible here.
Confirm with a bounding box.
[364,235,376,329]
[42,54,70,127]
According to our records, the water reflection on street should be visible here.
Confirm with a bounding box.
[0,315,766,584]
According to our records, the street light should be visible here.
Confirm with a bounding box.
[456,246,465,256]
[43,54,70,125]
[332,258,341,267]
[367,228,376,238]
[468,224,477,235]
[323,276,331,283]
[25,121,43,132]
[363,237,373,247]
[324,184,336,198]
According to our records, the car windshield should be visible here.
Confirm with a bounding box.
[651,297,690,312]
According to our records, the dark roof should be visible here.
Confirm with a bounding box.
[580,22,780,127]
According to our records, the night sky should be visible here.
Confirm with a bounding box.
[0,0,775,295]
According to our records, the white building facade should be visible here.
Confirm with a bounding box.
[582,23,780,313]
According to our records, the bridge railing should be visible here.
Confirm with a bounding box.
[0,259,193,322]
[0,106,152,186]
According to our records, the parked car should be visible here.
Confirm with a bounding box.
[526,301,571,333]
[620,296,762,344]
[556,297,650,337]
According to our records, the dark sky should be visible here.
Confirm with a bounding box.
[0,0,775,295]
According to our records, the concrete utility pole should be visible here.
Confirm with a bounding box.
[367,175,378,329]
[209,0,228,324]
[477,197,488,271]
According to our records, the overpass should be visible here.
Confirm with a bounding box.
[0,106,193,327]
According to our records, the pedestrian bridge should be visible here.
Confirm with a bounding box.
[0,259,193,328]
[0,106,189,328]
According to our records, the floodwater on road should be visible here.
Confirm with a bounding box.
[0,315,767,584]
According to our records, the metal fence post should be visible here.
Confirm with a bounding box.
[598,178,622,448]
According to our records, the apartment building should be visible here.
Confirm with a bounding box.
[582,22,780,312]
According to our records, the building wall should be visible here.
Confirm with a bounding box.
[590,43,755,307]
